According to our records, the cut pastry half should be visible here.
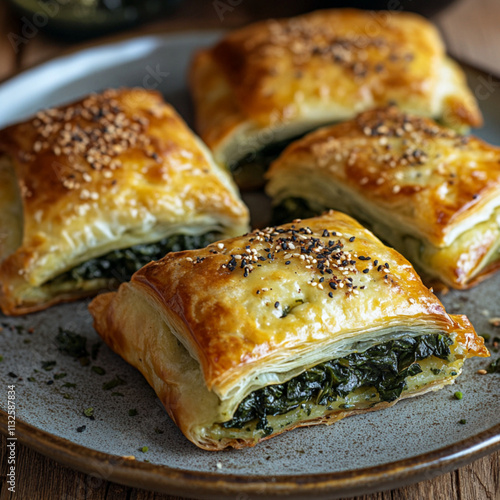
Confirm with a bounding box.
[90,211,488,450]
[190,9,482,188]
[0,88,249,315]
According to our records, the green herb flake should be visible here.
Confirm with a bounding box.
[63,393,74,400]
[55,328,89,359]
[459,419,467,424]
[41,360,56,371]
[63,382,77,389]
[27,377,36,382]
[91,366,106,376]
[79,357,90,367]
[23,339,31,344]
[139,446,149,453]
[103,375,126,391]
[0,355,3,362]
[154,428,164,434]
[128,409,138,417]
[486,358,500,374]
[83,407,95,419]
[454,391,463,400]
[54,372,67,380]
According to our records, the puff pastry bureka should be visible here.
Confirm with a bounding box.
[0,89,249,315]
[190,9,482,187]
[266,106,500,289]
[90,212,487,450]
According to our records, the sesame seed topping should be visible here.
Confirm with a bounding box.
[25,90,159,201]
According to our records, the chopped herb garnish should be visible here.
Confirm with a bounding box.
[139,446,149,453]
[459,419,467,425]
[54,372,67,380]
[103,375,126,391]
[0,355,3,362]
[63,382,77,389]
[83,407,95,419]
[128,409,138,417]
[63,393,74,400]
[27,377,36,382]
[55,328,88,359]
[79,357,90,367]
[91,366,106,376]
[454,391,463,400]
[486,358,500,374]
[41,361,56,371]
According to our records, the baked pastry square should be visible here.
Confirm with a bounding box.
[90,211,487,450]
[0,88,249,315]
[190,9,482,187]
[266,106,500,290]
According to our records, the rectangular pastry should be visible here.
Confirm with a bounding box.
[89,211,488,450]
[266,106,500,290]
[190,9,482,188]
[0,88,249,315]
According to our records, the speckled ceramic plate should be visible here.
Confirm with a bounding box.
[0,32,499,500]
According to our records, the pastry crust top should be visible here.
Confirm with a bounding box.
[190,9,482,160]
[266,106,500,247]
[127,211,487,398]
[0,88,248,314]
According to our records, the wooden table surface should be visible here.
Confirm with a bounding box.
[0,0,499,499]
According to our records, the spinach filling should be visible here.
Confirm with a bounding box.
[229,133,308,187]
[271,197,322,225]
[50,232,219,285]
[222,333,453,435]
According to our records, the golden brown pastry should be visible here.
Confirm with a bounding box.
[90,212,488,450]
[190,9,482,187]
[0,88,249,315]
[266,106,500,290]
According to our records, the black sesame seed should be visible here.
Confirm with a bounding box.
[328,292,334,298]
[349,236,355,242]
[275,302,280,309]
[323,230,329,237]
[373,260,379,266]
[329,282,337,290]
[363,268,370,274]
